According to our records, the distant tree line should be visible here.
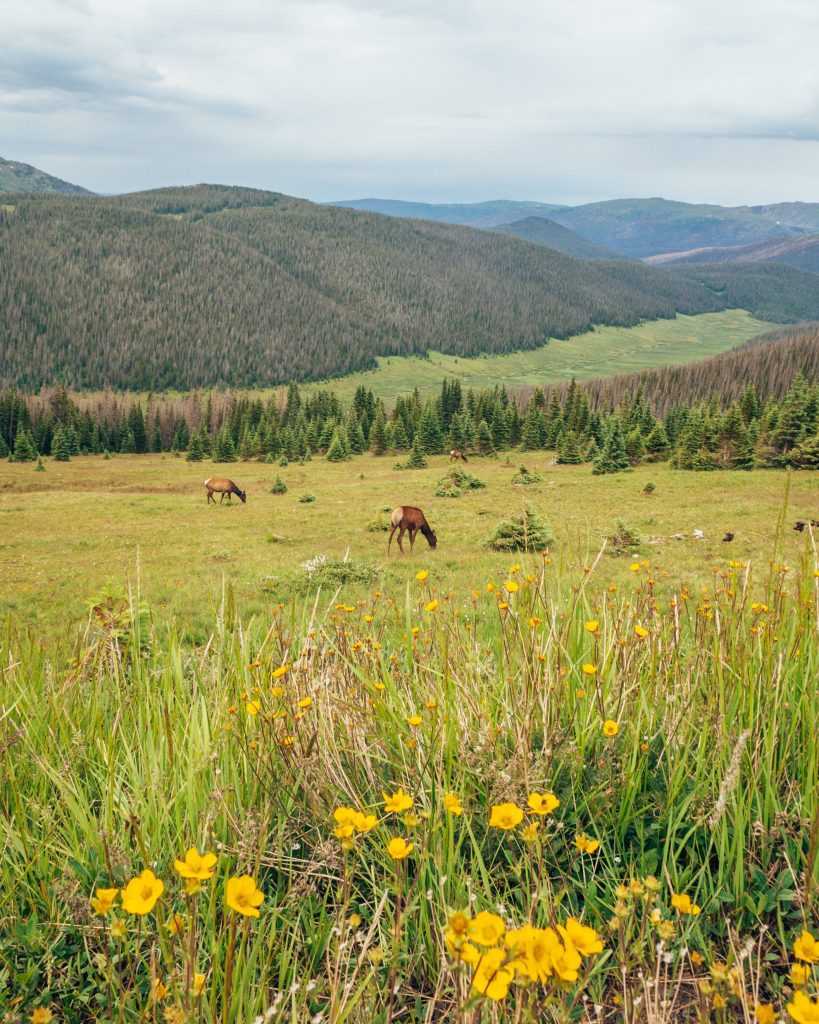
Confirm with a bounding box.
[3,366,819,473]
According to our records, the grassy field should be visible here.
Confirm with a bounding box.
[2,449,817,633]
[3,454,819,1022]
[305,310,769,403]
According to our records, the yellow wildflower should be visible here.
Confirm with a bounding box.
[110,918,126,939]
[671,893,701,915]
[167,913,185,936]
[791,963,809,987]
[425,600,439,613]
[585,620,599,632]
[504,580,519,593]
[296,696,313,709]
[574,835,600,854]
[246,700,260,715]
[151,979,168,1002]
[521,821,540,842]
[193,973,206,996]
[582,663,597,676]
[225,875,265,918]
[527,791,560,816]
[386,837,413,860]
[121,869,164,915]
[472,947,514,1000]
[29,1010,54,1024]
[634,624,649,638]
[489,803,524,830]
[559,917,604,956]
[788,990,819,1023]
[174,847,217,881]
[469,911,506,946]
[795,930,819,962]
[407,715,423,727]
[415,570,428,582]
[755,1005,775,1024]
[90,887,118,916]
[383,788,414,814]
[443,793,464,816]
[602,719,619,737]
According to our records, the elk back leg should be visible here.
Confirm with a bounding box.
[387,525,397,554]
[397,527,406,553]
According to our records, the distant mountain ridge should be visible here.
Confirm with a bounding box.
[645,232,819,274]
[332,195,819,263]
[490,217,630,261]
[0,156,91,195]
[330,197,568,225]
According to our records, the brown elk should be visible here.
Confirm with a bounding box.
[204,477,247,504]
[388,506,437,554]
[449,449,468,462]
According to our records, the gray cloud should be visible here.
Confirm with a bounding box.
[1,0,818,203]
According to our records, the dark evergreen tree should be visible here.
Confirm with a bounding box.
[326,427,351,462]
[213,425,237,462]
[416,402,445,455]
[51,426,72,461]
[593,419,629,475]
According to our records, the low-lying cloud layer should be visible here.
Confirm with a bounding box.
[3,0,818,203]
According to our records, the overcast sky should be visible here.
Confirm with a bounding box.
[3,0,819,205]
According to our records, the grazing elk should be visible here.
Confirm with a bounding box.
[388,506,437,554]
[449,449,468,462]
[204,477,247,504]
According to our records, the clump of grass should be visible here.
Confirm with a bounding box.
[365,512,390,532]
[511,465,543,485]
[486,501,554,551]
[298,492,316,503]
[607,517,643,554]
[264,552,377,595]
[643,481,656,495]
[434,467,486,498]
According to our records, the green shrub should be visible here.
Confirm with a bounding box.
[299,493,316,504]
[434,467,486,498]
[270,475,288,494]
[486,502,554,552]
[607,518,643,554]
[511,465,543,485]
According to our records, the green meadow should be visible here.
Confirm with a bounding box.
[2,450,816,632]
[2,452,819,1022]
[306,310,769,403]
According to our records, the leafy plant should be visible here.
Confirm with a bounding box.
[486,502,554,552]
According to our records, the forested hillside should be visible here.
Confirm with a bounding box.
[646,232,819,273]
[540,323,819,417]
[490,217,629,259]
[0,185,729,390]
[0,156,91,195]
[675,263,819,323]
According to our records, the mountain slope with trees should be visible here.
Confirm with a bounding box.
[489,217,629,260]
[645,232,819,273]
[537,322,819,418]
[0,156,91,195]
[0,185,735,390]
